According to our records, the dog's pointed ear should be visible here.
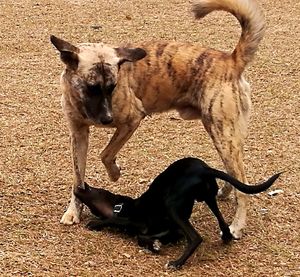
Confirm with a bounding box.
[114,47,147,66]
[50,35,79,70]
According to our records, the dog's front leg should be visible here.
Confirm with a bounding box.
[101,118,142,182]
[86,217,133,231]
[60,123,89,225]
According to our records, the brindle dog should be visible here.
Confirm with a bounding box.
[51,0,266,239]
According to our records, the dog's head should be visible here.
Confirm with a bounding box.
[50,35,146,125]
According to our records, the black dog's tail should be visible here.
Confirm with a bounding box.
[205,168,282,194]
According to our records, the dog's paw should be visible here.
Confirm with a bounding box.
[138,238,161,254]
[229,224,243,239]
[220,230,233,243]
[165,260,182,270]
[148,240,161,253]
[60,209,80,225]
[217,184,233,200]
[153,240,162,252]
[107,163,121,182]
[86,220,103,231]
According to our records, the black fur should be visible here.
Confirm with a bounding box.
[75,157,280,269]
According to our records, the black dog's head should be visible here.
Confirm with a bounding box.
[74,183,135,219]
[50,35,146,125]
[74,183,115,218]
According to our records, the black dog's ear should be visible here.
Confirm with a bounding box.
[74,182,90,198]
[50,35,79,70]
[114,47,147,66]
[83,182,90,190]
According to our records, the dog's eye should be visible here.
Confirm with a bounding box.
[106,83,116,94]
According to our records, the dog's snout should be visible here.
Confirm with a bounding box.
[101,114,113,125]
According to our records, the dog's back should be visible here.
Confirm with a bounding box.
[118,0,265,118]
[134,158,216,216]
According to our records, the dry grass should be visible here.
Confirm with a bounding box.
[0,0,299,276]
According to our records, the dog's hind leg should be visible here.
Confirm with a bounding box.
[201,82,251,238]
[205,122,248,239]
[167,210,202,269]
[60,123,89,225]
[205,196,233,242]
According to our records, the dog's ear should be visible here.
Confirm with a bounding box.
[50,35,79,70]
[114,47,147,66]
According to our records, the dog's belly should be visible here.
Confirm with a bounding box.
[176,106,202,120]
[133,79,201,116]
[138,87,202,119]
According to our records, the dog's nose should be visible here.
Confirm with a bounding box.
[101,115,113,125]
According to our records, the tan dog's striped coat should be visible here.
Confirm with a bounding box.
[51,0,265,239]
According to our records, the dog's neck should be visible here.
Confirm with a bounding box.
[113,203,124,215]
[112,199,135,218]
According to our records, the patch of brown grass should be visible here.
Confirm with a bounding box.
[0,0,299,276]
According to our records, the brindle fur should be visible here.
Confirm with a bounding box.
[51,0,265,239]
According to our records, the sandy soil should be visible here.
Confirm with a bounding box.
[0,0,299,276]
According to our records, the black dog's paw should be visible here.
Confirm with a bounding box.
[221,229,233,243]
[165,260,182,270]
[86,220,103,231]
[152,240,162,253]
[138,238,161,254]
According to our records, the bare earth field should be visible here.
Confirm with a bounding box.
[0,0,299,276]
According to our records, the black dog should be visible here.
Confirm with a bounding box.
[75,157,280,269]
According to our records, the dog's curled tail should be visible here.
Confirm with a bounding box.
[192,0,265,75]
[207,168,282,194]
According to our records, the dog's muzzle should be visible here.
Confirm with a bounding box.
[100,114,113,125]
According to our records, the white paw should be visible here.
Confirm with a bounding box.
[229,224,243,239]
[217,183,233,200]
[165,261,181,270]
[153,240,162,252]
[60,209,80,225]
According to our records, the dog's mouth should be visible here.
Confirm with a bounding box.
[95,114,113,125]
[78,79,116,126]
[101,115,114,125]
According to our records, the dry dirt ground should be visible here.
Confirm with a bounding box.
[0,0,299,276]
